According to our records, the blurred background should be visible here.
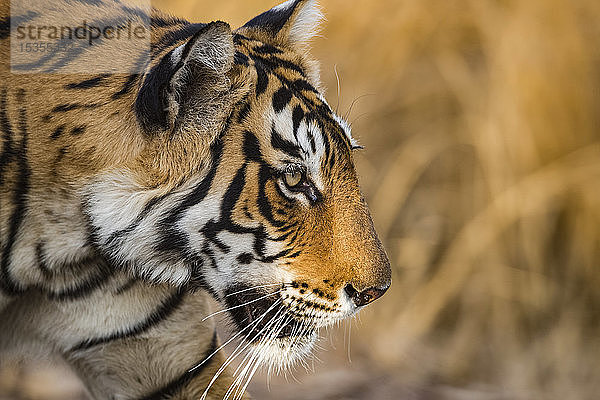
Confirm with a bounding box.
[3,0,600,399]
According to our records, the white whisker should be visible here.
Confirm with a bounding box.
[201,290,282,321]
[188,300,279,374]
[202,300,285,399]
[229,308,285,379]
[225,283,285,298]
[347,318,352,363]
[226,308,288,400]
[334,64,341,114]
[344,93,375,121]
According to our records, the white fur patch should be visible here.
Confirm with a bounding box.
[171,44,184,64]
[84,171,160,240]
[83,170,195,286]
[290,0,323,45]
[332,112,360,148]
[252,331,317,373]
[272,0,296,12]
[273,0,324,46]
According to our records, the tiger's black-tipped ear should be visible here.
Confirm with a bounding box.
[135,21,235,134]
[239,0,323,49]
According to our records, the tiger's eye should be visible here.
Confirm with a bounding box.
[284,171,302,187]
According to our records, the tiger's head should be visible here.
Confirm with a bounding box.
[86,0,391,369]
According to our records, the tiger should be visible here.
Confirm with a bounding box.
[0,0,392,398]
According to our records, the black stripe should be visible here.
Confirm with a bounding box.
[220,164,247,225]
[0,12,39,40]
[250,53,305,77]
[256,164,285,229]
[70,288,187,352]
[151,22,206,55]
[285,228,302,247]
[52,103,100,113]
[151,14,187,29]
[71,125,86,136]
[153,228,190,257]
[104,192,171,249]
[236,253,253,264]
[234,51,249,66]
[35,242,53,279]
[138,330,219,400]
[328,144,337,172]
[312,117,338,173]
[113,278,138,295]
[271,124,301,159]
[52,104,79,113]
[306,123,316,153]
[64,75,110,90]
[253,44,283,55]
[0,89,14,186]
[112,74,140,100]
[237,101,251,122]
[243,0,301,35]
[50,125,65,139]
[243,130,262,163]
[0,89,29,296]
[201,241,218,270]
[155,137,223,250]
[291,79,318,94]
[255,64,268,96]
[259,247,292,263]
[198,162,248,254]
[272,86,292,113]
[46,259,112,301]
[200,220,230,254]
[291,105,304,141]
[0,17,9,40]
[318,116,332,168]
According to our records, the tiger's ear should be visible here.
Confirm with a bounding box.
[135,21,235,134]
[239,0,323,50]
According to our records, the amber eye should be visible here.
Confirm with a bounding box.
[283,170,303,188]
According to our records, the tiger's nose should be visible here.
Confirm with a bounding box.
[344,283,389,307]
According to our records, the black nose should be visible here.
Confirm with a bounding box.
[344,283,389,307]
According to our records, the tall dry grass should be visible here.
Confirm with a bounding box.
[3,0,600,399]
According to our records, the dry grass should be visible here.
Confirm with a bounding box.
[3,0,600,399]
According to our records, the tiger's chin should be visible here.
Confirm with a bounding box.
[249,330,318,371]
[224,285,323,370]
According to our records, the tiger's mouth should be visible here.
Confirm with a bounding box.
[224,285,317,343]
